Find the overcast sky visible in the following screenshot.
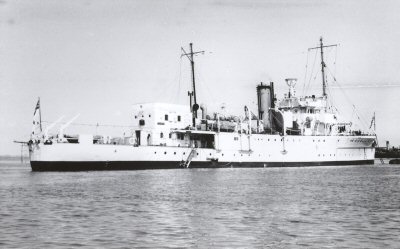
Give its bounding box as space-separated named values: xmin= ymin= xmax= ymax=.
xmin=1 ymin=0 xmax=400 ymax=155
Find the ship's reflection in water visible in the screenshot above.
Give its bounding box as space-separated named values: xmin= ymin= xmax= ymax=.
xmin=1 ymin=163 xmax=400 ymax=248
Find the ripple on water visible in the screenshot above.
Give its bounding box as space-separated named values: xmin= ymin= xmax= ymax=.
xmin=0 ymin=163 xmax=400 ymax=248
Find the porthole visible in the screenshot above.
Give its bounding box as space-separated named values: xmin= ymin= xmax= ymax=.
xmin=154 ymin=152 xmax=156 ymax=154
xmin=183 ymin=152 xmax=186 ymax=155
xmin=164 ymin=152 xmax=167 ymax=154
xmin=174 ymin=152 xmax=176 ymax=155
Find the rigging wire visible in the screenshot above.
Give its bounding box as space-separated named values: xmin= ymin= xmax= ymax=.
xmin=152 ymin=55 xmax=185 ymax=104
xmin=175 ymin=56 xmax=183 ymax=103
xmin=304 ymin=49 xmax=318 ymax=95
xmin=327 ymin=73 xmax=372 ymax=132
xmin=41 ymin=120 xmax=135 ymax=128
xmin=334 ymin=44 xmax=338 ymax=80
xmin=302 ymin=50 xmax=310 ymax=96
xmin=324 ymin=61 xmax=373 ymax=133
xmin=194 ymin=57 xmax=218 ymax=109
xmin=166 ymin=57 xmax=183 ymax=103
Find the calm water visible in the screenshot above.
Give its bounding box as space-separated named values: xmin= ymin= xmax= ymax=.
xmin=1 ymin=161 xmax=400 ymax=248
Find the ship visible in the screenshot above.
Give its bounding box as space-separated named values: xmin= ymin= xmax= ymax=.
xmin=28 ymin=38 xmax=376 ymax=171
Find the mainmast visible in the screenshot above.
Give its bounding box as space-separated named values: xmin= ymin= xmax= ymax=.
xmin=308 ymin=37 xmax=337 ymax=98
xmin=181 ymin=43 xmax=204 ymax=125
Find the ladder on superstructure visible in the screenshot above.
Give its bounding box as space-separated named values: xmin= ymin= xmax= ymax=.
xmin=180 ymin=148 xmax=197 ymax=168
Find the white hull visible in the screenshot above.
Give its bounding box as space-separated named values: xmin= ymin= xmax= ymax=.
xmin=30 ymin=134 xmax=375 ymax=170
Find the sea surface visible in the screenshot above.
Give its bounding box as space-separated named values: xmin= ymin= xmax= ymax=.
xmin=1 ymin=161 xmax=400 ymax=248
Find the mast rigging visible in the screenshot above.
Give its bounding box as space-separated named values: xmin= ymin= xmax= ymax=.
xmin=308 ymin=37 xmax=337 ymax=97
xmin=181 ymin=43 xmax=204 ymax=124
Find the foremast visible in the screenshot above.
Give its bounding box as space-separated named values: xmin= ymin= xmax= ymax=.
xmin=308 ymin=37 xmax=337 ymax=98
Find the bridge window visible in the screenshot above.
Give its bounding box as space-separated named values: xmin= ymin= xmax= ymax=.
xmin=177 ymin=115 xmax=181 ymax=122
xmin=165 ymin=114 xmax=168 ymax=121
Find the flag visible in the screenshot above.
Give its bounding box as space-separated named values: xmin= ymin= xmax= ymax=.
xmin=31 ymin=98 xmax=42 ymax=140
xmin=33 ymin=99 xmax=40 ymax=114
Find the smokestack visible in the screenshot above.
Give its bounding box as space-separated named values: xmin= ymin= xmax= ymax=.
xmin=256 ymin=82 xmax=274 ymax=129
